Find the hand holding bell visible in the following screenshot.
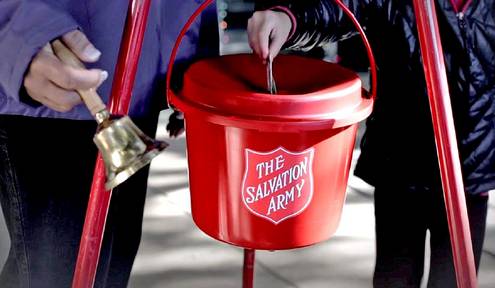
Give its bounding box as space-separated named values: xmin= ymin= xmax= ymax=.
xmin=51 ymin=40 xmax=168 ymax=190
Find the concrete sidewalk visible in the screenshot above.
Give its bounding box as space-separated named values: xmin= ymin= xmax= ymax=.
xmin=0 ymin=112 xmax=492 ymax=287
xmin=129 ymin=112 xmax=495 ymax=288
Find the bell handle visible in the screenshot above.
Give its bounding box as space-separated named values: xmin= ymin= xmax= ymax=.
xmin=51 ymin=39 xmax=107 ymax=117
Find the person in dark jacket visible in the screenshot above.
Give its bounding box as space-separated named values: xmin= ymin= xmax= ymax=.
xmin=0 ymin=1 xmax=217 ymax=287
xmin=248 ymin=0 xmax=492 ymax=287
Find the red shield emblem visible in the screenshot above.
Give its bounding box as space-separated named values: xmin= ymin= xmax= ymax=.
xmin=242 ymin=147 xmax=314 ymax=224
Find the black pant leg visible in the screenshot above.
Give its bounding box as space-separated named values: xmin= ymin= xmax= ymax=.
xmin=426 ymin=186 xmax=456 ymax=288
xmin=0 ymin=116 xmax=97 ymax=288
xmin=427 ymin=191 xmax=488 ymax=288
xmin=0 ymin=115 xmax=159 ymax=288
xmin=373 ymin=185 xmax=428 ymax=288
xmin=466 ymin=194 xmax=489 ymax=270
xmin=0 ymin=122 xmax=22 ymax=287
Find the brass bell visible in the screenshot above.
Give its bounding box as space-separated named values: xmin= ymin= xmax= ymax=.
xmin=93 ymin=113 xmax=168 ymax=189
xmin=52 ymin=40 xmax=168 ymax=190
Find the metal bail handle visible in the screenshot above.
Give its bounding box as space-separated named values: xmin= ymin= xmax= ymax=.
xmin=166 ymin=0 xmax=377 ymax=103
xmin=333 ymin=0 xmax=377 ymax=99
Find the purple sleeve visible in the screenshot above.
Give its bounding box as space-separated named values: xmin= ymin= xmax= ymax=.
xmin=0 ymin=0 xmax=79 ymax=101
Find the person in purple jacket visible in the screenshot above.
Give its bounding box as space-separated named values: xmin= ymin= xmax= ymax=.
xmin=0 ymin=1 xmax=218 ymax=287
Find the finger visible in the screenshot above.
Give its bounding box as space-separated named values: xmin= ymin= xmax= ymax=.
xmin=24 ymin=77 xmax=81 ymax=112
xmin=268 ymin=28 xmax=287 ymax=61
xmin=23 ymin=73 xmax=56 ymax=107
xmin=247 ymin=13 xmax=271 ymax=62
xmin=247 ymin=17 xmax=259 ymax=54
xmin=32 ymin=52 xmax=107 ymax=90
xmin=61 ymin=30 xmax=101 ymax=62
xmin=25 ymin=85 xmax=61 ymax=111
xmin=43 ymin=80 xmax=83 ymax=109
xmin=25 ymin=84 xmax=78 ymax=112
xmin=42 ymin=43 xmax=55 ymax=54
xmin=257 ymin=22 xmax=272 ymax=62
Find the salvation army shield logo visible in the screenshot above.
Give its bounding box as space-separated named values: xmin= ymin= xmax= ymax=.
xmin=241 ymin=147 xmax=315 ymax=224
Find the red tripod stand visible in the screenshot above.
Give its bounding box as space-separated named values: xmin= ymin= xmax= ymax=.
xmin=71 ymin=1 xmax=478 ymax=287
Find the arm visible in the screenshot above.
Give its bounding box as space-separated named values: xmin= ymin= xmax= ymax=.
xmin=248 ymin=0 xmax=374 ymax=60
xmin=0 ymin=1 xmax=106 ymax=111
xmin=283 ymin=0 xmax=370 ymax=51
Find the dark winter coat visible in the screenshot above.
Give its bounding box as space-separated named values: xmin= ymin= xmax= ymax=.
xmin=280 ymin=0 xmax=495 ymax=195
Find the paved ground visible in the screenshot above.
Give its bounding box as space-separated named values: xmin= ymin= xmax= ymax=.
xmin=127 ymin=112 xmax=495 ymax=288
xmin=0 ymin=111 xmax=495 ymax=288
xmin=0 ymin=112 xmax=493 ymax=287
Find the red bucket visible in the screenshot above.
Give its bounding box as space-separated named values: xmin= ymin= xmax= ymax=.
xmin=167 ymin=0 xmax=376 ymax=250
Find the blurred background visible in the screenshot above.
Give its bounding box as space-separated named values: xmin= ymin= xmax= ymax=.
xmin=1 ymin=1 xmax=493 ymax=287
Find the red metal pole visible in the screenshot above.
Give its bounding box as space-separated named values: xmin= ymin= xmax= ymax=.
xmin=72 ymin=1 xmax=152 ymax=287
xmin=108 ymin=0 xmax=152 ymax=114
xmin=242 ymin=249 xmax=256 ymax=288
xmin=412 ymin=0 xmax=477 ymax=287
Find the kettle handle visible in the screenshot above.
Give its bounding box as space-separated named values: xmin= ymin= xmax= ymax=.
xmin=333 ymin=0 xmax=377 ymax=99
xmin=166 ymin=0 xmax=377 ymax=104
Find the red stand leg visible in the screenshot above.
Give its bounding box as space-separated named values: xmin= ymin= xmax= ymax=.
xmin=242 ymin=249 xmax=256 ymax=288
xmin=71 ymin=157 xmax=110 ymax=288
xmin=412 ymin=0 xmax=477 ymax=287
xmin=71 ymin=1 xmax=152 ymax=287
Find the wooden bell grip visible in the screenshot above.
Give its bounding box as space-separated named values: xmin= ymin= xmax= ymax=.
xmin=51 ymin=39 xmax=107 ymax=116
